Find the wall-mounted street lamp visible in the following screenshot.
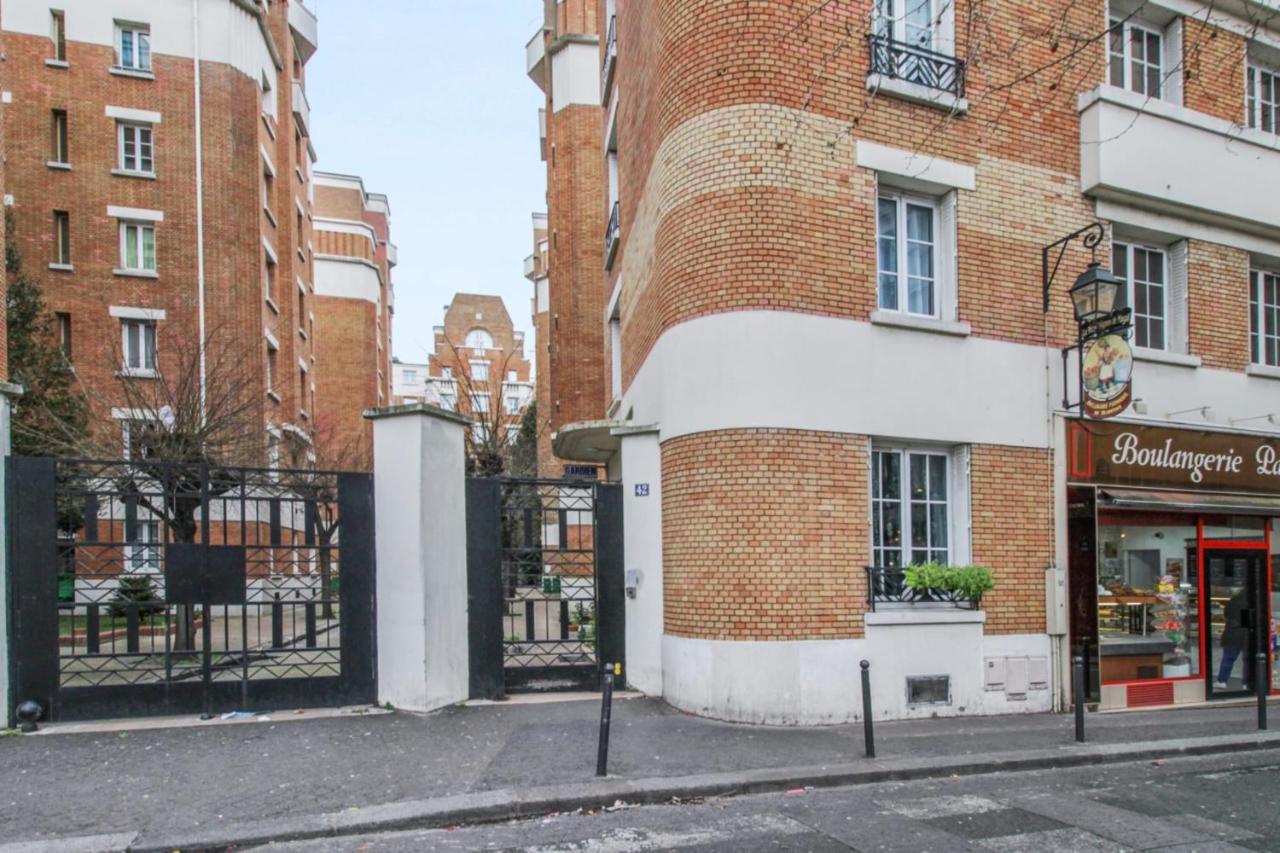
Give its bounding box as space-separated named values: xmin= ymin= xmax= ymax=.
xmin=1043 ymin=222 xmax=1134 ymax=418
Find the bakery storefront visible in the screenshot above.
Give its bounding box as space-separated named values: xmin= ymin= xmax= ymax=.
xmin=1067 ymin=419 xmax=1280 ymax=709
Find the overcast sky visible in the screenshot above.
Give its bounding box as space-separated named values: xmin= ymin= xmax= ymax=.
xmin=307 ymin=1 xmax=546 ymax=364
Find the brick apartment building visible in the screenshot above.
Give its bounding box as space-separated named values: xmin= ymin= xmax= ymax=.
xmin=311 ymin=171 xmax=396 ymax=470
xmin=0 ymin=1 xmax=390 ymax=472
xmin=527 ymin=0 xmax=1280 ymax=723
xmin=396 ymin=293 xmax=532 ymax=456
xmin=525 ymin=4 xmax=608 ymax=479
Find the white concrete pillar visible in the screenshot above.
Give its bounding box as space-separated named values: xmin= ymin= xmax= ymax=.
xmin=367 ymin=403 xmax=471 ymax=713
xmin=616 ymin=425 xmax=663 ymax=695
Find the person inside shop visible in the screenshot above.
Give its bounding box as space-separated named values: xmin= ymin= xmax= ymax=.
xmin=1216 ymin=588 xmax=1248 ymax=690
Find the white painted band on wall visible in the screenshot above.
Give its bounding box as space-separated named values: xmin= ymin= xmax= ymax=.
xmin=856 ymin=140 xmax=976 ymax=191
xmin=109 ymin=306 xmax=166 ymax=320
xmin=107 ymin=205 xmax=164 ymax=222
xmin=105 ymin=105 xmax=162 ymax=124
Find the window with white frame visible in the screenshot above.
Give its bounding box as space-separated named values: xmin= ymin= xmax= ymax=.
xmin=505 ymin=394 xmax=521 ymax=415
xmin=402 ymin=369 xmax=418 ymax=383
xmin=118 ymin=122 xmax=154 ymax=174
xmin=470 ymin=360 xmax=489 ymax=382
xmin=122 ymin=318 xmax=157 ymax=372
xmin=442 ymin=366 xmax=453 ymax=380
xmin=127 ymin=520 xmax=161 ymax=572
xmin=470 ymin=422 xmax=487 ymax=444
xmin=465 ymin=329 xmax=493 ymax=350
xmin=115 ymin=22 xmax=151 ymax=72
xmin=474 ymin=392 xmax=490 ymax=414
xmin=1252 ymin=269 xmax=1279 ymax=368
xmin=51 ymin=10 xmax=66 ymax=62
xmin=1109 ymin=17 xmax=1162 ymax=98
xmin=119 ymin=221 xmax=155 ymax=272
xmin=265 ymin=339 xmax=279 ymax=393
xmin=877 ymin=192 xmax=938 ymax=317
xmin=440 ymin=389 xmax=457 ymax=411
xmin=874 ymin=0 xmax=936 ymax=49
xmin=872 ymin=448 xmax=950 ymax=568
xmin=1248 ymin=63 xmax=1279 ymax=133
xmin=123 ymin=418 xmax=161 ymax=460
xmin=1112 ymin=242 xmax=1167 ymax=350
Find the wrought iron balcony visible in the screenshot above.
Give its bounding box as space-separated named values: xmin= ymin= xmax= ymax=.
xmin=602 ymin=15 xmax=618 ymax=97
xmin=604 ymin=201 xmax=620 ymax=269
xmin=864 ymin=566 xmax=981 ymax=612
xmin=867 ymin=34 xmax=965 ymax=98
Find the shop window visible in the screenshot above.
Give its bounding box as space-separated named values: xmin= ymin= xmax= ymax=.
xmin=1272 ymin=519 xmax=1279 ymax=692
xmin=1096 ymin=511 xmax=1200 ymax=683
xmin=1202 ymin=515 xmax=1267 ymax=543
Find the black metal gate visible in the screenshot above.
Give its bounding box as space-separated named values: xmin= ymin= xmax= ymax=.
xmin=6 ymin=456 xmax=376 ymax=723
xmin=466 ymin=477 xmax=623 ymax=696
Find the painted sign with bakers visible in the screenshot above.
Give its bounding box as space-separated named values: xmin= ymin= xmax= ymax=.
xmin=1080 ymin=334 xmax=1133 ymax=419
xmin=1068 ymin=420 xmax=1280 ymax=494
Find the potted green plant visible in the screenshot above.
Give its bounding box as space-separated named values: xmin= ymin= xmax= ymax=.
xmin=902 ymin=562 xmax=995 ymax=608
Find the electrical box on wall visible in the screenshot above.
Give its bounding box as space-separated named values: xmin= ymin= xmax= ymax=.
xmin=1045 ymin=564 xmax=1068 ymax=636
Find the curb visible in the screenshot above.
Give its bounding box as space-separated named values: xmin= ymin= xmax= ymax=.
xmin=121 ymin=731 xmax=1280 ymax=852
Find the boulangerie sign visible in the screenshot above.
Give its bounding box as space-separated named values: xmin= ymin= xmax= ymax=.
xmin=1068 ymin=420 xmax=1280 ymax=494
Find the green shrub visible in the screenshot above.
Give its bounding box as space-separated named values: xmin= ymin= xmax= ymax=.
xmin=903 ymin=562 xmax=995 ymax=602
xmin=108 ymin=574 xmax=166 ymax=621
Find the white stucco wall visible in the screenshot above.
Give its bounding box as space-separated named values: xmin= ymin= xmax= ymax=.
xmin=314 ymin=256 xmax=381 ymax=306
xmin=619 ymin=429 xmax=663 ymax=695
xmin=550 ymin=40 xmax=600 ymax=113
xmin=371 ymin=407 xmax=470 ymax=713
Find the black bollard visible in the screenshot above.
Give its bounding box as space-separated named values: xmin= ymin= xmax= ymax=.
xmin=1258 ymin=652 xmax=1269 ymax=731
xmin=1073 ymin=653 xmax=1085 ymax=743
xmin=596 ymin=663 xmax=616 ymax=777
xmin=860 ymin=659 xmax=875 ymax=758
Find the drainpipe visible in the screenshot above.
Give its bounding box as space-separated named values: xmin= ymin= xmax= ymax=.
xmin=192 ymin=0 xmax=208 ymax=424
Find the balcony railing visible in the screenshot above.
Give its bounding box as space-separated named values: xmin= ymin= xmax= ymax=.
xmin=602 ymin=15 xmax=618 ymax=96
xmin=864 ymin=566 xmax=981 ymax=612
xmin=604 ymin=201 xmax=620 ymax=269
xmin=867 ymin=34 xmax=965 ymax=98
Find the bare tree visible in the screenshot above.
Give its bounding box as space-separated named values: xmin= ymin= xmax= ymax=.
xmin=294 ymin=412 xmax=367 ymax=618
xmin=442 ymin=336 xmax=528 ymax=477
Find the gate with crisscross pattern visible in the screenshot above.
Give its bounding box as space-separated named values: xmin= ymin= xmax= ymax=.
xmin=6 ymin=456 xmax=376 ymax=723
xmin=465 ymin=476 xmax=624 ymax=696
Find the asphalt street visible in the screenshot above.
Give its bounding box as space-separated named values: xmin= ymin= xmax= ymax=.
xmin=255 ymin=750 xmax=1280 ymax=852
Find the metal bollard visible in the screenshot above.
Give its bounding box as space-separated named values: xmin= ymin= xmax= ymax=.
xmin=860 ymin=659 xmax=875 ymax=759
xmin=596 ymin=662 xmax=617 ymax=777
xmin=1258 ymin=652 xmax=1269 ymax=731
xmin=1073 ymin=653 xmax=1085 ymax=743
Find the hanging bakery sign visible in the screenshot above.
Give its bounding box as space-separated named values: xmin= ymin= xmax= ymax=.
xmin=1080 ymin=334 xmax=1133 ymax=419
xmin=1068 ymin=420 xmax=1280 ymax=493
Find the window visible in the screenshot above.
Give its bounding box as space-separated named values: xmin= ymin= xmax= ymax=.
xmin=265 ymin=340 xmax=279 ymax=393
xmin=264 ymin=251 xmax=277 ymax=301
xmin=116 ymin=22 xmax=151 ymax=72
xmin=1248 ymin=64 xmax=1279 ymax=133
xmin=875 ymin=0 xmax=935 ymax=49
xmin=402 ymin=369 xmax=418 ymax=383
xmin=442 ymin=367 xmax=453 ymax=380
xmin=124 ymin=419 xmax=161 ymax=460
xmin=262 ymin=165 xmax=273 ymax=212
xmin=474 ymin=392 xmax=490 ymax=414
xmin=261 ymin=72 xmax=276 ymax=119
xmin=53 ymin=211 xmax=71 ymax=265
xmin=871 ymin=449 xmax=950 ymax=567
xmin=297 ymin=287 xmax=306 ymax=329
xmin=1113 ymin=242 xmax=1166 ymax=350
xmin=119 ymin=222 xmax=156 ymax=272
xmin=127 ymin=521 xmax=161 ymax=573
xmin=507 ymin=370 xmax=518 ymax=382
xmin=440 ymin=390 xmax=457 ymax=411
xmin=118 ymin=122 xmax=154 ymax=174
xmin=1252 ymin=269 xmax=1279 ymax=368
xmin=50 ymin=10 xmax=66 ymax=61
xmin=505 ymin=395 xmax=521 ymax=415
xmin=51 ymin=110 xmax=68 ymax=164
xmin=57 ymin=312 xmax=72 ymax=362
xmin=299 ymin=367 xmax=309 ymax=414
xmin=471 ymin=360 xmax=489 ymax=382
xmin=465 ymin=329 xmax=494 ymax=350
xmin=122 ymin=319 xmax=157 ymax=372
xmin=877 ymin=193 xmax=937 ymax=317
xmin=1109 ymin=18 xmax=1162 ymax=97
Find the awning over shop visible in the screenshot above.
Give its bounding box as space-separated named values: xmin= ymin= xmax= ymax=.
xmin=1099 ymin=487 xmax=1280 ymax=516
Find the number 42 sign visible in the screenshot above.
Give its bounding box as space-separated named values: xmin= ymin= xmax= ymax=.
xmin=634 ymin=483 xmax=650 ymax=497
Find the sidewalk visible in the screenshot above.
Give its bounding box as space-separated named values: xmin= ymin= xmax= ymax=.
xmin=2 ymin=696 xmax=1278 ymax=851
